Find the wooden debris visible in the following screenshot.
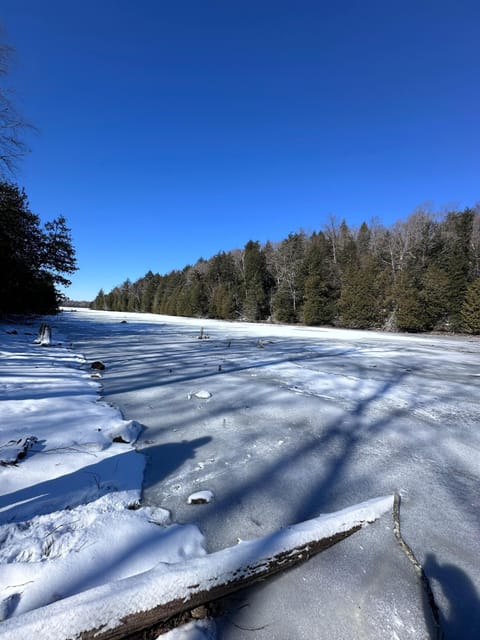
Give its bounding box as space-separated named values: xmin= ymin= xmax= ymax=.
xmin=34 ymin=323 xmax=52 ymax=346
xmin=0 ymin=496 xmax=394 ymax=640
xmin=0 ymin=436 xmax=38 ymax=466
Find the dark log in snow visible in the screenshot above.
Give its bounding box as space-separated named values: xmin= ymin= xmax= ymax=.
xmin=0 ymin=495 xmax=394 ymax=640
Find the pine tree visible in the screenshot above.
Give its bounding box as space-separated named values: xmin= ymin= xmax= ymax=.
xmin=421 ymin=265 xmax=449 ymax=330
xmin=0 ymin=181 xmax=77 ymax=314
xmin=303 ymin=275 xmax=336 ymax=325
xmin=90 ymin=288 xmax=106 ymax=310
xmin=442 ymin=209 xmax=474 ymax=329
xmin=302 ymin=232 xmax=337 ymax=326
xmin=339 ymin=259 xmax=381 ymax=329
xmin=140 ymin=271 xmax=158 ymax=313
xmin=394 ymin=270 xmax=426 ymax=332
xmin=356 ymin=222 xmax=371 ymax=261
xmin=242 ymin=240 xmax=272 ymax=321
xmin=461 ymin=277 xmax=480 ymax=334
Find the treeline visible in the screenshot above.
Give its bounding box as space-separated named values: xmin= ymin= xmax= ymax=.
xmin=91 ymin=207 xmax=480 ymax=333
xmin=0 ymin=181 xmax=77 ymax=315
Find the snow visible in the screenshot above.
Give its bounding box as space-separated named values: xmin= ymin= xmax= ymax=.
xmin=161 ymin=619 xmax=217 ymax=640
xmin=2 ymin=309 xmax=480 ymax=639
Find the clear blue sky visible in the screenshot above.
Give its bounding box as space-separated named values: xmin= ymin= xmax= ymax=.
xmin=1 ymin=1 xmax=479 ymax=300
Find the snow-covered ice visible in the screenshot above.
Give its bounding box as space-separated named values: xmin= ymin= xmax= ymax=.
xmin=2 ymin=309 xmax=480 ymax=639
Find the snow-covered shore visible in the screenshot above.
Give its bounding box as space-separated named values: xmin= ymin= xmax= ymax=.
xmin=0 ymin=318 xmax=209 ymax=632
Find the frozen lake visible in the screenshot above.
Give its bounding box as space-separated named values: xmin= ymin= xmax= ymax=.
xmin=56 ymin=309 xmax=480 ymax=639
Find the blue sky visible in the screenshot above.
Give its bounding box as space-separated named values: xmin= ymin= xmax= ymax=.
xmin=1 ymin=1 xmax=479 ymax=300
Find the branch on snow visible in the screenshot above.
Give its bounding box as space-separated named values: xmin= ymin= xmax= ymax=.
xmin=0 ymin=495 xmax=394 ymax=640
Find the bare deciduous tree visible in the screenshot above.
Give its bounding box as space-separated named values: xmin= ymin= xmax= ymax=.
xmin=0 ymin=41 xmax=31 ymax=176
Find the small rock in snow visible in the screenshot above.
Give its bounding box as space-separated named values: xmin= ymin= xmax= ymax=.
xmin=108 ymin=420 xmax=143 ymax=444
xmin=187 ymin=490 xmax=215 ymax=505
xmin=190 ymin=605 xmax=208 ymax=619
xmin=191 ymin=390 xmax=212 ymax=400
xmin=147 ymin=506 xmax=171 ymax=525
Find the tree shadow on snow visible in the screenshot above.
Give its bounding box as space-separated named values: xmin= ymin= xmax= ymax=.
xmin=0 ymin=437 xmax=211 ymax=525
xmin=424 ymin=553 xmax=480 ymax=640
xmin=141 ymin=436 xmax=212 ymax=490
xmin=0 ymin=450 xmax=141 ymax=525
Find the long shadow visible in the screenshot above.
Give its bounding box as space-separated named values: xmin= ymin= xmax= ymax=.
xmin=142 ymin=436 xmax=212 ymax=490
xmin=94 ymin=344 xmax=359 ymax=398
xmin=0 ymin=450 xmax=141 ymax=524
xmin=0 ymin=438 xmax=210 ymax=525
xmin=424 ymin=553 xmax=480 ymax=640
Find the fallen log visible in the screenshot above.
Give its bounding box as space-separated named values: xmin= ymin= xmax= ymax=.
xmin=0 ymin=495 xmax=394 ymax=640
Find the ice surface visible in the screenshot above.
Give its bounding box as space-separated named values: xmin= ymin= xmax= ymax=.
xmin=2 ymin=310 xmax=480 ymax=639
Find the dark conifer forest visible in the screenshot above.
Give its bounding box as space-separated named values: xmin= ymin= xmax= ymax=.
xmin=92 ymin=206 xmax=480 ymax=333
xmin=0 ymin=181 xmax=77 ymax=315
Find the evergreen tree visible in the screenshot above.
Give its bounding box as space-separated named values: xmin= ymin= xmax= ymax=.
xmin=339 ymin=258 xmax=381 ymax=329
xmin=0 ymin=181 xmax=77 ymax=314
xmin=42 ymin=215 xmax=77 ymax=287
xmin=303 ymin=275 xmax=336 ymax=325
xmin=337 ymin=220 xmax=357 ymax=269
xmin=140 ymin=271 xmax=158 ymax=313
xmin=302 ymin=232 xmax=337 ymax=325
xmin=441 ymin=209 xmax=474 ymax=329
xmin=421 ymin=265 xmax=450 ymax=329
xmin=461 ymin=277 xmax=480 ymax=334
xmin=187 ymin=270 xmax=209 ymax=316
xmin=91 ymin=288 xmax=106 ymax=310
xmin=356 ymin=221 xmax=371 ymax=262
xmin=394 ymin=270 xmax=426 ymax=332
xmin=242 ymin=240 xmax=272 ymax=321
xmin=206 ymin=252 xmax=240 ymax=319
